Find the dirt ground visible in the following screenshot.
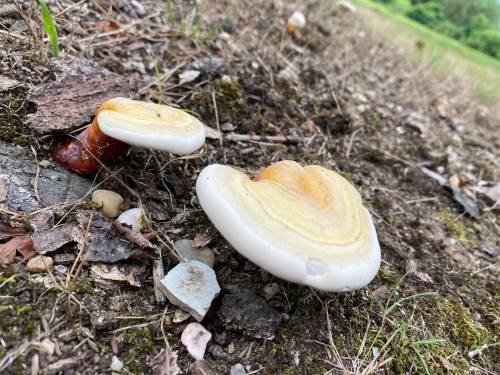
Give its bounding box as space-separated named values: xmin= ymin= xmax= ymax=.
xmin=0 ymin=0 xmax=499 ymax=374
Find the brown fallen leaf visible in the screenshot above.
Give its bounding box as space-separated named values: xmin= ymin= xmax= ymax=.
xmin=0 ymin=222 xmax=26 ymax=241
xmin=0 ymin=244 xmax=16 ymax=266
xmin=192 ymin=233 xmax=211 ymax=248
xmin=439 ymin=356 xmax=456 ymax=371
xmin=0 ymin=236 xmax=35 ymax=265
xmin=90 ymin=263 xmax=147 ymax=287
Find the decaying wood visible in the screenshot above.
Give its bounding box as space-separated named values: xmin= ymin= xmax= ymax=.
xmin=26 ymin=59 xmax=130 ymax=134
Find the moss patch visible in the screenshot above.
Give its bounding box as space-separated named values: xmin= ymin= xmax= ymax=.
xmin=0 ymin=88 xmax=35 ymax=144
xmin=191 ymin=76 xmax=247 ymax=125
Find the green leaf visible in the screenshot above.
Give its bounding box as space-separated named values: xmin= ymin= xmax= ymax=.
xmin=39 ymin=0 xmax=59 ymax=58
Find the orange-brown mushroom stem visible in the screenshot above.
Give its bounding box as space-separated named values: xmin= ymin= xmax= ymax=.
xmin=53 ymin=103 xmax=129 ymax=174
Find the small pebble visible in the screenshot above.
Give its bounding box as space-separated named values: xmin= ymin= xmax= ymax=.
xmin=110 ymin=355 xmax=124 ymax=372
xmin=227 ymin=342 xmax=235 ymax=354
xmin=208 ymin=344 xmax=226 ymax=359
xmin=230 ymin=363 xmax=247 ymax=375
xmin=53 ymin=264 xmax=68 ymax=273
xmin=174 ymin=239 xmax=216 ymax=268
xmin=181 ymin=322 xmax=212 ymax=360
xmin=27 ymin=255 xmax=53 ymax=273
xmin=92 ymin=190 xmax=123 ymax=218
xmin=117 ymin=208 xmax=146 ymax=232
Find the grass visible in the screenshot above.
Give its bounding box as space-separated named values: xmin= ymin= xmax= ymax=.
xmin=39 ymin=0 xmax=59 ymax=58
xmin=352 ymin=0 xmax=500 ymax=110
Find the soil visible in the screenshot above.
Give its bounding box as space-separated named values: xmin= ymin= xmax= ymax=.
xmin=0 ymin=1 xmax=498 ymax=374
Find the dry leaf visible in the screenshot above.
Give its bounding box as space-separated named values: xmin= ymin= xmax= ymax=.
xmin=0 ymin=222 xmax=25 ymax=241
xmin=0 ymin=244 xmax=16 ymax=266
xmin=91 ymin=263 xmax=147 ymax=287
xmin=439 ymin=356 xmax=456 ymax=371
xmin=0 ymin=236 xmax=34 ymax=265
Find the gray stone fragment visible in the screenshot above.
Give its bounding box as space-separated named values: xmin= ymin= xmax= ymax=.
xmin=218 ymin=290 xmax=282 ymax=340
xmin=175 ymin=239 xmax=215 ymax=268
xmin=230 ymin=363 xmax=247 ymax=375
xmin=159 ymin=260 xmax=220 ymax=322
xmin=78 ymin=212 xmax=152 ymax=263
xmin=0 ymin=141 xmax=92 ymax=212
xmin=190 ymin=57 xmax=228 ymax=80
xmin=32 ymin=224 xmax=77 ymax=254
xmin=208 ymin=344 xmax=226 ymax=359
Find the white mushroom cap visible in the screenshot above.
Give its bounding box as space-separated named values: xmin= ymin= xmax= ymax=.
xmin=288 ymin=11 xmax=306 ymax=30
xmin=97 ymin=97 xmax=206 ymax=155
xmin=196 ymin=161 xmax=381 ymax=292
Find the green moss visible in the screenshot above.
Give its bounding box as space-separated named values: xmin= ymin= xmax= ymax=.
xmin=425 ymin=295 xmax=489 ymax=349
xmin=328 ymin=292 xmax=497 ymax=374
xmin=191 ymin=76 xmax=247 ymax=124
xmin=436 ymin=210 xmax=472 ymax=243
xmin=379 ymin=266 xmax=399 ymax=284
xmin=367 ymin=111 xmax=383 ymax=128
xmin=124 ymin=326 xmax=158 ymax=372
xmin=0 ymin=88 xmax=35 ymax=144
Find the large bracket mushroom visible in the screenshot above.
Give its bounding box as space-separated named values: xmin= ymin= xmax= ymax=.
xmin=196 ymin=161 xmax=381 ymax=291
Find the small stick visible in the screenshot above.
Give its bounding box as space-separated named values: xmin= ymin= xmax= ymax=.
xmin=225 ymin=133 xmax=310 ymax=144
xmin=153 ymin=255 xmax=166 ymax=304
xmin=113 ymin=221 xmax=157 ymax=250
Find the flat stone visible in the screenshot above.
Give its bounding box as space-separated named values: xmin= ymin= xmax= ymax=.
xmin=218 ymin=290 xmax=282 ymax=340
xmin=0 ymin=141 xmax=92 ymax=212
xmin=175 ymin=239 xmax=215 ymax=268
xmin=78 ymin=212 xmax=151 ymax=263
xmin=32 ymin=224 xmax=77 ymax=254
xmin=158 ymin=260 xmax=220 ymax=322
xmin=27 ymin=255 xmax=54 ymax=273
xmin=29 ymin=210 xmax=55 ymax=232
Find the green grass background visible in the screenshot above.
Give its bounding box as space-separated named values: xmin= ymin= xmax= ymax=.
xmin=353 ymin=0 xmax=500 ymax=108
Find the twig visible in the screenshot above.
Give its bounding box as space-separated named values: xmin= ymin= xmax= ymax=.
xmin=113 ymin=221 xmax=157 ymax=250
xmin=225 ymin=133 xmax=310 ymax=144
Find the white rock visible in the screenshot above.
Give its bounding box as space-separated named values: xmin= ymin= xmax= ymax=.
xmin=110 ymin=355 xmax=124 ymax=372
xmin=117 ymin=208 xmax=146 ymax=232
xmin=179 ymin=70 xmax=201 ymax=85
xmin=92 ymin=190 xmax=123 ymax=218
xmin=288 ymin=11 xmax=306 ymax=30
xmin=181 ymin=322 xmax=212 ymax=360
xmin=158 ymin=260 xmax=220 ymax=321
xmin=339 ymin=0 xmax=357 ymax=13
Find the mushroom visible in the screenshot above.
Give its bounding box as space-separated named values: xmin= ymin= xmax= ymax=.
xmin=196 ymin=161 xmax=380 ymax=291
xmin=54 ymin=97 xmax=206 ymax=174
xmin=287 ymin=11 xmax=306 ymax=36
